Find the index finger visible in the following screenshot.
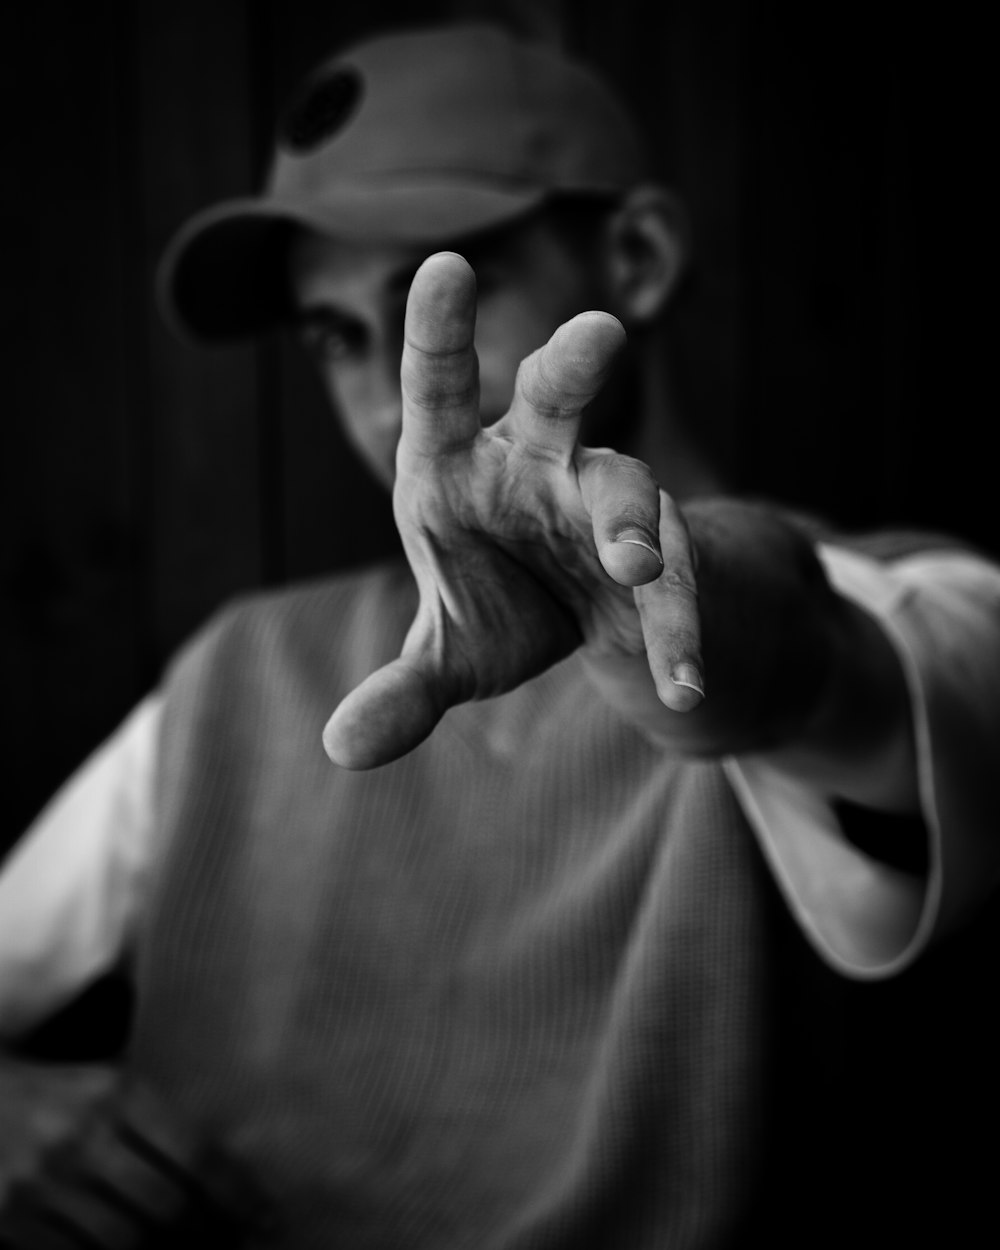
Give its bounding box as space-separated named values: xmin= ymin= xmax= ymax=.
xmin=400 ymin=252 xmax=481 ymax=456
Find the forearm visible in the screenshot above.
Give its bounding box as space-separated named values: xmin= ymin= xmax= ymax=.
xmin=761 ymin=591 xmax=918 ymax=811
xmin=582 ymin=498 xmax=919 ymax=812
xmin=0 ymin=1081 xmax=259 ymax=1247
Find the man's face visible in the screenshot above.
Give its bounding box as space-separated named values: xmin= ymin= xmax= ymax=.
xmin=288 ymin=211 xmax=628 ymax=489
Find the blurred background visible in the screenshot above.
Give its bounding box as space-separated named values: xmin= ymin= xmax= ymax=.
xmin=1 ymin=4 xmax=996 ymax=1233
xmin=1 ymin=0 xmax=990 ymax=852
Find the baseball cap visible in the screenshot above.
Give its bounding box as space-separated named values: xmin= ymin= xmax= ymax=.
xmin=157 ymin=22 xmax=649 ymax=343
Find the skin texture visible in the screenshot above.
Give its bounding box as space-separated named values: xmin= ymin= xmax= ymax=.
xmin=289 ymin=212 xmax=917 ymax=811
xmin=289 ymin=213 xmax=626 ymax=491
xmin=320 ymin=253 xmax=703 ymax=769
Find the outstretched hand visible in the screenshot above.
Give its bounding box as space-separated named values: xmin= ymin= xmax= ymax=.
xmin=323 ymin=252 xmax=704 ymax=769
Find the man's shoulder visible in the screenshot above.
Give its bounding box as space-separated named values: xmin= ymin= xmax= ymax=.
xmin=219 ymin=558 xmax=412 ymax=629
xmin=167 ymin=558 xmax=415 ymax=686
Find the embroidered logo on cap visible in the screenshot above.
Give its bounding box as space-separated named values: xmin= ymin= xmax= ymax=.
xmin=280 ymin=66 xmax=363 ymax=153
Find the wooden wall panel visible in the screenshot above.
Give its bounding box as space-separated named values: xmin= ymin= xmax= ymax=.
xmin=2 ymin=6 xmax=144 ymax=839
xmin=572 ymin=0 xmax=756 ymax=491
xmin=735 ymin=6 xmax=908 ymax=525
xmin=130 ymin=2 xmax=264 ymax=656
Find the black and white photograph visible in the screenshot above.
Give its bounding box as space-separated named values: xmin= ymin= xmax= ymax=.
xmin=1 ymin=2 xmax=995 ymax=1246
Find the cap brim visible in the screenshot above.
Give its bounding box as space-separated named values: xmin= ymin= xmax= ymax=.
xmin=157 ymin=184 xmax=548 ymax=343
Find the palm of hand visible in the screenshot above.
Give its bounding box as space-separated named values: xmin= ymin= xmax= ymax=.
xmin=324 ymin=253 xmax=699 ymax=769
xmin=397 ymin=431 xmax=648 ymax=681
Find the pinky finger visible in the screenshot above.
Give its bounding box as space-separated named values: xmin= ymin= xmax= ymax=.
xmin=634 ymin=492 xmax=705 ymax=712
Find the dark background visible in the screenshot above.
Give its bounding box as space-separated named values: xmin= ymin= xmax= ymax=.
xmin=0 ymin=3 xmax=996 ymax=1239
xmin=1 ymin=0 xmax=990 ymax=846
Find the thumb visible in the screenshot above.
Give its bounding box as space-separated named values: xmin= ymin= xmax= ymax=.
xmin=323 ymin=655 xmax=450 ymax=769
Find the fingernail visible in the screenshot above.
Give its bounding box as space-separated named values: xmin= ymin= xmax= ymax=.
xmin=614 ymin=528 xmax=662 ymax=562
xmin=671 ymin=663 xmax=705 ymax=698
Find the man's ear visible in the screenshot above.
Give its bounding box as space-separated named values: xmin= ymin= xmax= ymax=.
xmin=603 ymin=185 xmax=690 ymax=325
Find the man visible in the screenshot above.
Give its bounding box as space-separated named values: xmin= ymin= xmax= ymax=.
xmin=2 ymin=22 xmax=999 ymax=1248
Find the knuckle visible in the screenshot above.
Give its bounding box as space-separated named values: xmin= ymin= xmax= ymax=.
xmin=596 ymin=452 xmax=657 ymax=489
xmin=401 ymin=350 xmax=477 ymax=410
xmin=518 ymin=348 xmax=601 ymax=418
xmin=657 ymin=568 xmax=699 ymax=600
xmin=611 ymin=502 xmax=658 ymax=533
xmin=405 ymin=382 xmax=479 ymax=411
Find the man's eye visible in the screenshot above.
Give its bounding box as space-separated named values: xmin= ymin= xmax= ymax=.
xmin=302 ymin=319 xmax=365 ymax=362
